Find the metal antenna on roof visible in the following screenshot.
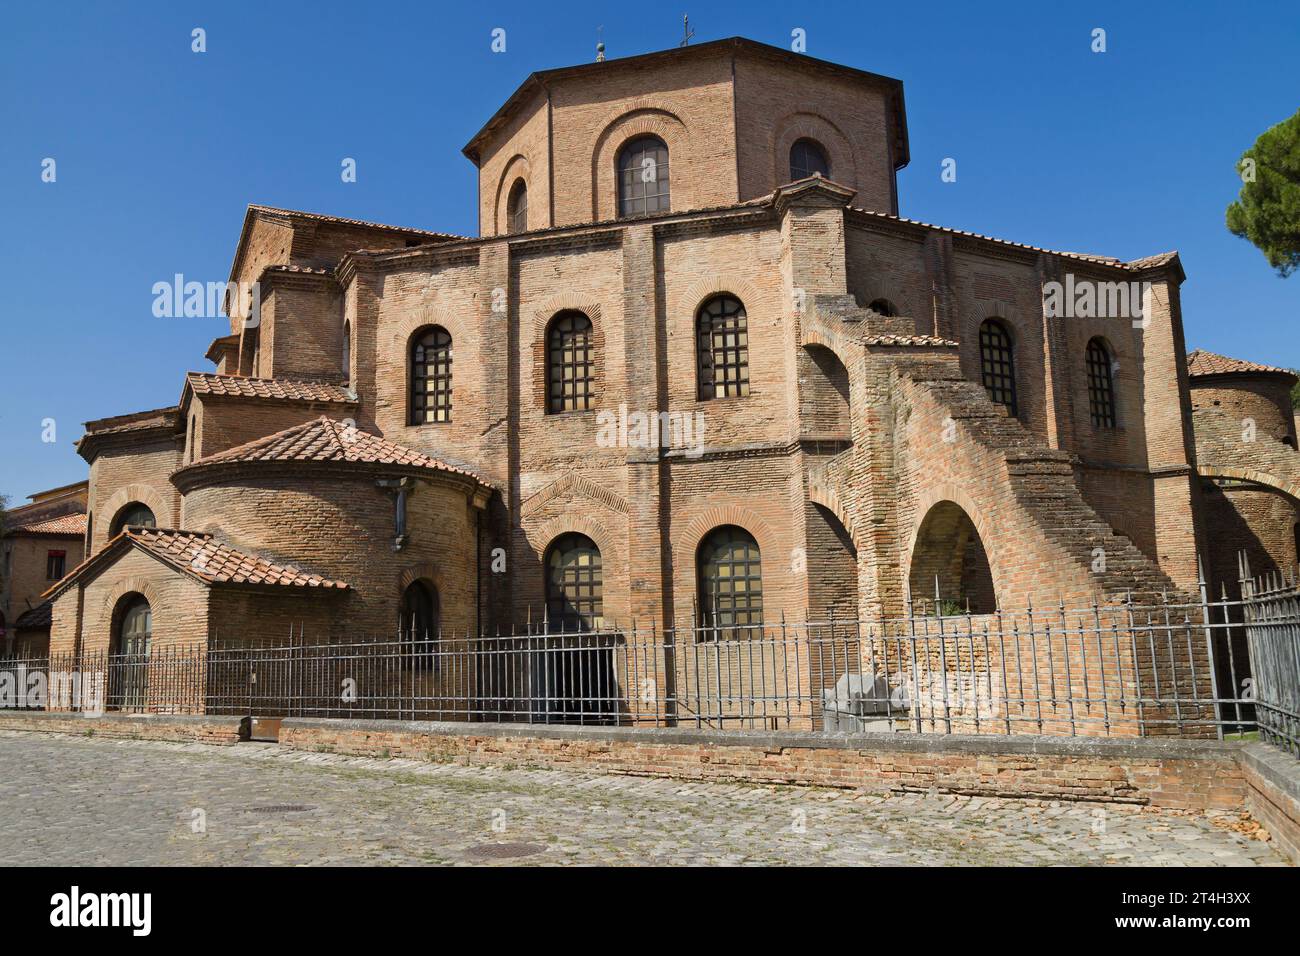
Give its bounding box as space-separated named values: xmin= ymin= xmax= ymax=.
xmin=596 ymin=25 xmax=605 ymax=62
xmin=680 ymin=14 xmax=694 ymax=47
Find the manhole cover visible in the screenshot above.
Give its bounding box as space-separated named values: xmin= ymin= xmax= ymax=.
xmin=240 ymin=805 xmax=316 ymax=814
xmin=464 ymin=842 xmax=547 ymax=860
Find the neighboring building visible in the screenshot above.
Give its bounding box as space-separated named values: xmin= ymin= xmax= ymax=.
xmin=32 ymin=38 xmax=1294 ymax=720
xmin=1189 ymin=350 xmax=1300 ymax=594
xmin=0 ymin=481 xmax=87 ymax=656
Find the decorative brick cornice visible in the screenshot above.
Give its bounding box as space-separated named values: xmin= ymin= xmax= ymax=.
xmin=521 ymin=472 xmax=630 ymax=517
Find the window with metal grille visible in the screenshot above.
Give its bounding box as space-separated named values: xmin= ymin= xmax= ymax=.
xmin=789 ymin=138 xmax=830 ymax=181
xmin=696 ymin=294 xmax=750 ymax=400
xmin=507 ymin=179 xmax=528 ymax=234
xmin=696 ymin=525 xmax=763 ymax=636
xmin=978 ymin=319 xmax=1017 ymax=416
xmin=1086 ymin=338 xmax=1117 ymax=428
xmin=410 ymin=326 xmax=453 ymax=424
xmin=617 ymin=136 xmax=670 ymax=218
xmin=547 ymin=312 xmax=594 ymax=413
xmin=546 ymin=533 xmax=603 ymax=631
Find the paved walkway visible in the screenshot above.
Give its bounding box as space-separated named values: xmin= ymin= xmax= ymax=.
xmin=0 ymin=730 xmax=1286 ymax=866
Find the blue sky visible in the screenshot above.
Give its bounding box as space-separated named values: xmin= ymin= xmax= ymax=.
xmin=1 ymin=0 xmax=1297 ymax=504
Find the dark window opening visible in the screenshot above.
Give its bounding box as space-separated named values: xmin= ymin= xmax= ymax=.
xmin=545 ymin=533 xmax=604 ymax=631
xmin=789 ymin=138 xmax=831 ymax=181
xmin=1086 ymin=338 xmax=1117 ymax=428
xmin=410 ymin=326 xmax=453 ymax=424
xmin=978 ymin=319 xmax=1017 ymax=416
xmin=547 ymin=312 xmax=594 ymax=413
xmin=46 ymin=550 xmax=66 ymax=581
xmin=697 ymin=525 xmax=763 ymax=637
xmin=507 ymin=179 xmax=528 ymax=234
xmin=696 ymin=295 xmax=750 ymax=400
xmin=617 ymin=136 xmax=670 ymax=218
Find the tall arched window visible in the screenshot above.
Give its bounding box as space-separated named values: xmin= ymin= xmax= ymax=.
xmin=399 ymin=580 xmax=439 ymax=671
xmin=978 ymin=319 xmax=1017 ymax=416
xmin=110 ymin=503 xmax=155 ymax=536
xmin=868 ymin=298 xmax=899 ymax=317
xmin=696 ymin=294 xmax=750 ymax=400
xmin=545 ymin=533 xmax=603 ymax=631
xmin=1086 ymin=338 xmax=1117 ymax=428
xmin=410 ymin=326 xmax=452 ymax=424
xmin=789 ymin=138 xmax=831 ymax=181
xmin=110 ymin=594 xmax=151 ymax=710
xmin=342 ymin=320 xmax=351 ymax=384
xmin=617 ymin=136 xmax=670 ymax=218
xmin=547 ymin=311 xmax=594 ymax=413
xmin=507 ymin=178 xmax=528 ymax=234
xmin=696 ymin=526 xmax=763 ymax=636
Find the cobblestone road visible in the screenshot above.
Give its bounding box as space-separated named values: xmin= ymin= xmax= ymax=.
xmin=1 ymin=730 xmax=1287 ymax=866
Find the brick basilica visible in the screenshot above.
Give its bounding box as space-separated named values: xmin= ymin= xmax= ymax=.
xmin=28 ymin=37 xmax=1298 ymax=663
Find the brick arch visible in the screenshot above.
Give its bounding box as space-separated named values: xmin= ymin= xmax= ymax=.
xmin=853 ymin=276 xmax=912 ymax=319
xmin=909 ymin=486 xmax=998 ymax=598
xmin=492 ymin=153 xmax=532 ymax=236
xmin=521 ymin=471 xmax=629 ymax=518
xmin=807 ymin=483 xmax=861 ymax=554
xmin=398 ymin=562 xmax=446 ymax=595
xmin=531 ymin=296 xmax=606 ymax=413
xmin=103 ymin=485 xmax=170 ymax=535
xmin=800 ymin=326 xmax=856 ymax=370
xmin=903 ymin=486 xmax=999 ymax=611
xmin=673 ymin=503 xmax=779 ymax=575
xmin=1198 ymin=465 xmax=1300 ymax=508
xmin=99 ymin=574 xmax=162 ymax=619
xmin=675 ymin=275 xmax=763 ymax=321
xmin=527 ymin=513 xmax=627 ymax=625
xmin=772 ymin=111 xmax=858 ymax=192
xmin=591 ymin=107 xmax=690 ymax=222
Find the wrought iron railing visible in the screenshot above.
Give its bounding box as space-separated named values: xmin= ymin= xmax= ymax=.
xmin=1 ymin=574 xmax=1296 ymax=756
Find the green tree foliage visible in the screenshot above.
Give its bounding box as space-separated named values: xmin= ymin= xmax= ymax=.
xmin=1226 ymin=109 xmax=1300 ymax=277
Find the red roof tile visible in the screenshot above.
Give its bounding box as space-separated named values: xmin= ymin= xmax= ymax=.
xmin=14 ymin=601 xmax=52 ymax=630
xmin=248 ymin=204 xmax=464 ymax=241
xmin=9 ymin=513 xmax=87 ymax=536
xmin=182 ymin=416 xmax=494 ymax=487
xmin=123 ymin=528 xmax=349 ymax=589
xmin=864 ymin=333 xmax=958 ymax=347
xmin=185 ymin=373 xmax=356 ymax=404
xmin=81 ymin=406 xmax=180 ymax=437
xmin=1187 ymin=349 xmax=1296 ymax=379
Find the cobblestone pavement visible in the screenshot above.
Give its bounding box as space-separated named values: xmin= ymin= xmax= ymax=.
xmin=0 ymin=730 xmax=1287 ymax=866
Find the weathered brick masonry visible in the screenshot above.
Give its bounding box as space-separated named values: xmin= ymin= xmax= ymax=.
xmin=34 ymin=37 xmax=1296 ymax=734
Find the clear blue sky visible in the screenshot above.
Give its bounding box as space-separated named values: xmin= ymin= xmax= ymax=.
xmin=1 ymin=0 xmax=1297 ymax=504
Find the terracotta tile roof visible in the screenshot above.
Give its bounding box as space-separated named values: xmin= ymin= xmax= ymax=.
xmin=14 ymin=602 xmax=52 ymax=630
xmin=122 ymin=527 xmax=349 ymax=590
xmin=248 ymin=204 xmax=465 ymax=241
xmin=9 ymin=513 xmax=87 ymax=536
xmin=185 ymin=373 xmax=357 ymax=404
xmin=1187 ymin=349 xmax=1296 ymax=379
xmin=847 ymin=207 xmax=1179 ymax=273
xmin=184 ymin=416 xmax=494 ymax=487
xmin=864 ymin=333 xmax=959 ymax=347
xmin=81 ymin=406 xmax=180 ymax=437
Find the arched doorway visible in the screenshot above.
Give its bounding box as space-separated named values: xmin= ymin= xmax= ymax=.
xmin=542 ymin=533 xmax=614 ymax=723
xmin=109 ymin=594 xmax=151 ymax=710
xmin=399 ymin=580 xmax=439 ymax=670
xmin=908 ymin=501 xmax=996 ymax=615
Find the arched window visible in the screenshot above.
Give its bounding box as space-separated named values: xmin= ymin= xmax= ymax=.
xmin=110 ymin=503 xmax=155 ymax=536
xmin=789 ymin=138 xmax=831 ymax=181
xmin=110 ymin=594 xmax=151 ymax=710
xmin=547 ymin=311 xmax=594 ymax=413
xmin=978 ymin=319 xmax=1017 ymax=416
xmin=399 ymin=580 xmax=439 ymax=671
xmin=696 ymin=294 xmax=750 ymax=400
xmin=342 ymin=320 xmax=351 ymax=384
xmin=507 ymin=179 xmax=528 ymax=234
xmin=696 ymin=526 xmax=763 ymax=636
xmin=868 ymin=298 xmax=899 ymax=317
xmin=545 ymin=533 xmax=603 ymax=631
xmin=410 ymin=326 xmax=452 ymax=424
xmin=617 ymin=135 xmax=670 ymax=218
xmin=1086 ymin=338 xmax=1117 ymax=428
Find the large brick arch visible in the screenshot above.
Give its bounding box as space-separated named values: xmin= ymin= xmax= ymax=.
xmin=1198 ymin=465 xmax=1300 ymax=507
xmin=591 ymin=106 xmax=690 ymax=222
xmin=807 ymin=482 xmax=861 ymax=555
xmin=902 ymin=483 xmax=999 ymax=607
xmin=674 ymin=275 xmax=763 ymax=321
xmin=771 ymin=111 xmax=858 ymax=192
xmin=491 ymin=153 xmax=532 ymax=236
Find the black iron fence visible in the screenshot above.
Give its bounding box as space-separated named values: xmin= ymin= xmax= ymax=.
xmin=2 ymin=574 xmax=1297 ymax=756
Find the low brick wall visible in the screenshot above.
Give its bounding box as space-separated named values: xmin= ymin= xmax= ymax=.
xmin=1241 ymin=742 xmax=1300 ymax=864
xmin=279 ymin=718 xmax=1246 ymax=810
xmin=0 ymin=711 xmax=245 ymax=744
